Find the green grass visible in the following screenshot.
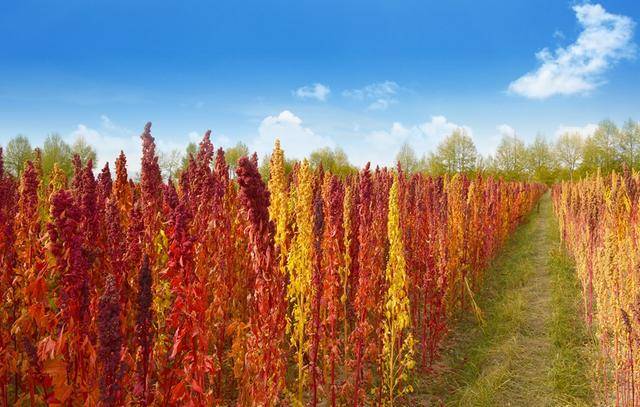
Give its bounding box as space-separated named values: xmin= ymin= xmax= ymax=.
xmin=546 ymin=216 xmax=595 ymax=405
xmin=410 ymin=194 xmax=595 ymax=406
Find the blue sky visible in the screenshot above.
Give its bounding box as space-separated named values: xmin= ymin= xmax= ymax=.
xmin=1 ymin=0 xmax=638 ymax=172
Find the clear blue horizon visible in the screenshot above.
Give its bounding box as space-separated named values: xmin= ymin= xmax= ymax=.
xmin=1 ymin=0 xmax=638 ymax=172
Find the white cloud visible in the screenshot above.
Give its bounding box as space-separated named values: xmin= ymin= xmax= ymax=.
xmin=417 ymin=115 xmax=472 ymax=140
xmin=481 ymin=124 xmax=520 ymax=157
xmin=250 ymin=110 xmax=335 ymax=159
xmin=554 ymin=123 xmax=598 ymax=138
xmin=367 ymin=98 xmax=396 ymax=111
xmin=100 ymin=114 xmax=127 ymax=133
xmin=347 ymin=115 xmax=472 ymax=167
xmin=343 ymin=81 xmax=399 ymax=100
xmin=497 ymin=124 xmax=517 ymax=138
xmin=188 ymin=131 xmax=201 ymax=143
xmin=509 ymin=3 xmax=636 ymax=99
xmin=343 ymin=81 xmax=400 ymax=111
xmin=69 ymin=117 xmax=141 ymax=174
xmin=294 ymin=83 xmax=331 ymax=101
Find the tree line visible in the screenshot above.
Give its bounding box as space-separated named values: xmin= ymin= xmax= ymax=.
xmin=396 ymin=118 xmax=639 ymax=184
xmin=2 ymin=118 xmax=638 ymax=184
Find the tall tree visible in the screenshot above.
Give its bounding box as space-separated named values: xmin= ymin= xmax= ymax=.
xmin=42 ymin=133 xmax=73 ymax=179
xmin=395 ymin=142 xmax=425 ymax=173
xmin=428 ymin=129 xmax=477 ymax=174
xmin=310 ymin=146 xmax=356 ymax=176
xmin=3 ymin=135 xmax=33 ymax=177
xmin=526 ymin=134 xmax=555 ymax=184
xmin=181 ymin=142 xmax=198 ymax=170
xmin=616 ymin=119 xmax=640 ymax=170
xmin=72 ymin=136 xmax=97 ymax=169
xmin=159 ymin=149 xmax=184 ymax=180
xmin=494 ymin=134 xmax=527 ymax=180
xmin=555 ymin=132 xmax=583 ymax=180
xmin=581 ymin=120 xmax=619 ymax=175
xmin=259 ymin=153 xmax=296 ymax=181
xmin=225 ymin=142 xmax=249 ymax=176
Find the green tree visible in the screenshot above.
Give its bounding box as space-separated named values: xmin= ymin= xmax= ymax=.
xmin=475 ymin=155 xmax=492 ymax=174
xmin=3 ymin=135 xmax=34 ymax=177
xmin=526 ymin=134 xmax=555 ymax=184
xmin=258 ymin=153 xmax=296 ymax=181
xmin=580 ymin=120 xmax=619 ymax=175
xmin=616 ymin=119 xmax=640 ymax=170
xmin=395 ymin=142 xmax=426 ymax=173
xmin=72 ymin=136 xmax=97 ymax=169
xmin=309 ymin=146 xmax=357 ymax=176
xmin=160 ymin=149 xmax=184 ymax=180
xmin=42 ymin=133 xmax=73 ymax=179
xmin=555 ymin=132 xmax=583 ymax=180
xmin=180 ymin=142 xmax=198 ymax=171
xmin=226 ymin=142 xmax=249 ymax=176
xmin=427 ymin=129 xmax=477 ymax=175
xmin=494 ymin=134 xmax=527 ymax=180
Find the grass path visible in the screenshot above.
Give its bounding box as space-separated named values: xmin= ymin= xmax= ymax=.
xmin=409 ymin=193 xmax=594 ymax=406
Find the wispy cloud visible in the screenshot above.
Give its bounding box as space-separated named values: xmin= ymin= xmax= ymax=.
xmin=509 ymin=3 xmax=636 ymax=99
xmin=294 ymin=83 xmax=331 ymax=101
xmin=343 ymin=81 xmax=400 ymax=110
xmin=367 ymin=98 xmax=395 ymax=111
xmin=553 ymin=29 xmax=565 ymax=41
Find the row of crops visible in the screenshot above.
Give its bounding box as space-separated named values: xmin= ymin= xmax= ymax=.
xmin=0 ymin=123 xmax=544 ymax=406
xmin=553 ymin=170 xmax=640 ymax=407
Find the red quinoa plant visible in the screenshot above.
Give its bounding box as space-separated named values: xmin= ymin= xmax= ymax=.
xmin=0 ymin=124 xmax=544 ymax=406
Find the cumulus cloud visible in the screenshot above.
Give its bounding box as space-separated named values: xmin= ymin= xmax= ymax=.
xmin=555 ymin=123 xmax=599 ymax=138
xmin=343 ymin=81 xmax=400 ymax=111
xmin=250 ymin=110 xmax=335 ymax=159
xmin=509 ymin=3 xmax=636 ymax=99
xmin=417 ymin=115 xmax=473 ymax=140
xmin=348 ymin=115 xmax=472 ymax=167
xmin=294 ymin=83 xmax=331 ymax=101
